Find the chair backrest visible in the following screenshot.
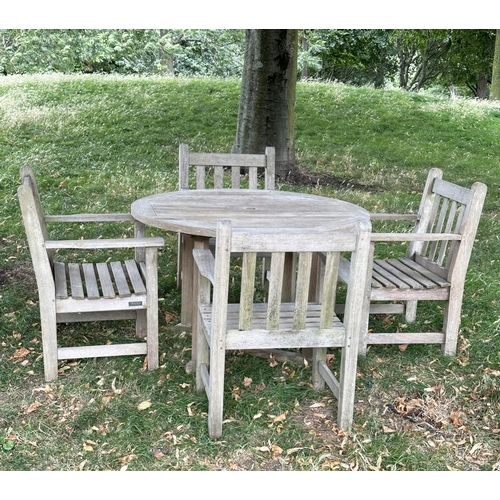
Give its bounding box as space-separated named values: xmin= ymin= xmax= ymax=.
xmin=211 ymin=219 xmax=371 ymax=333
xmin=17 ymin=166 xmax=55 ymax=294
xmin=178 ymin=143 xmax=275 ymax=190
xmin=409 ymin=168 xmax=487 ymax=281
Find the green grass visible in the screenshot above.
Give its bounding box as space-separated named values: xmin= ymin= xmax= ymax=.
xmin=1 ymin=74 xmax=500 ymax=472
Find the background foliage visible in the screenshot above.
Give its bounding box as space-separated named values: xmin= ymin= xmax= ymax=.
xmin=1 ymin=29 xmax=497 ymax=98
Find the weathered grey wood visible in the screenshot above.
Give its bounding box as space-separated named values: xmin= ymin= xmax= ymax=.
xmin=45 ymin=237 xmax=164 ymax=250
xmin=69 ymin=263 xmax=84 ymax=300
xmin=337 ymin=168 xmax=487 ymax=357
xmin=54 ymin=262 xmax=68 ymax=299
xmin=96 ymin=262 xmax=116 ymax=298
xmin=192 ymin=218 xmax=372 ymax=437
xmin=82 ymin=263 xmax=100 ymax=300
xmin=192 ymin=249 xmax=215 ymax=284
xmin=125 ymin=259 xmax=146 ymax=295
xmin=58 ymin=343 xmax=147 ymax=360
xmin=176 ymin=144 xmax=277 ymax=296
xmin=110 ymin=261 xmax=131 ymax=297
xmin=239 ymin=252 xmax=257 ymax=330
xmin=138 ymin=188 xmax=370 ymax=332
xmin=17 ymin=165 xmax=163 ymax=381
xmin=45 ymin=213 xmax=134 ymax=222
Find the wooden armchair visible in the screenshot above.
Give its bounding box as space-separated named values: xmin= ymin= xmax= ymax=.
xmin=18 ymin=166 xmax=164 ymax=381
xmin=193 ymin=219 xmax=372 ymax=437
xmin=337 ymin=168 xmax=487 ymax=356
xmin=176 ymin=143 xmax=276 ymax=290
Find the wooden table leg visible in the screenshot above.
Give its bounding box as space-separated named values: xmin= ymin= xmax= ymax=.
xmin=179 ymin=233 xmax=195 ymax=331
xmin=191 ymin=236 xmax=210 ymax=365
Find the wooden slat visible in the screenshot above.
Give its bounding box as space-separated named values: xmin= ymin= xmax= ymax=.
xmin=125 ymin=260 xmax=146 ymax=295
xmin=239 ymin=253 xmax=257 ymax=330
xmin=196 ymin=165 xmax=205 ymax=189
xmin=412 ymin=255 xmax=450 ymax=283
xmin=372 ymin=261 xmax=411 ymax=289
xmin=189 ymin=152 xmax=267 ymax=167
xmin=110 ymin=261 xmax=131 ymax=297
xmin=433 ymin=178 xmax=471 ymax=204
xmin=96 ymin=262 xmax=116 ymax=298
xmin=214 ymin=166 xmax=224 ymax=188
xmin=58 ymin=343 xmax=147 ymax=360
xmin=249 ymin=167 xmax=258 ymax=189
xmin=68 ymin=263 xmax=84 ymax=299
xmin=319 ymin=252 xmax=340 ymax=329
xmin=231 ymin=167 xmax=241 ymax=189
xmin=266 ymin=253 xmax=285 ymax=330
xmin=54 ymin=262 xmax=68 ymax=299
xmin=293 ymin=252 xmax=312 ymax=330
xmin=82 ymin=263 xmax=100 ymax=299
xmin=387 ymin=258 xmax=437 ymax=288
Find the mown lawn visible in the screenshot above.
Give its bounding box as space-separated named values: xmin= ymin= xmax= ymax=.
xmin=0 ymin=74 xmax=499 ymax=475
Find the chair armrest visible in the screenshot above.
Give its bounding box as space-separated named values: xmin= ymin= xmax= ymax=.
xmin=193 ymin=249 xmax=215 ymax=284
xmin=45 ymin=213 xmax=135 ymax=223
xmin=370 ymin=232 xmax=461 ymax=242
xmin=370 ymin=213 xmax=419 ymax=221
xmin=45 ymin=237 xmax=164 ymax=250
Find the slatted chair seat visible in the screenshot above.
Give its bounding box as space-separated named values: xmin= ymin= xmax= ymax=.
xmin=193 ymin=219 xmax=372 ymax=438
xmin=368 ymin=257 xmax=451 ymax=296
xmin=18 ymin=166 xmax=164 ymax=381
xmin=54 ymin=260 xmax=147 ymax=300
xmin=337 ymin=168 xmax=487 ymax=356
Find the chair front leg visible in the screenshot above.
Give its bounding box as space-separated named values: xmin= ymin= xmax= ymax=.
xmin=41 ymin=300 xmax=59 ymax=382
xmin=145 ymin=247 xmax=159 ymax=370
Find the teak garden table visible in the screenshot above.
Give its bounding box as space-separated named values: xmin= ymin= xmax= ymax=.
xmin=131 ymin=189 xmax=370 ymax=361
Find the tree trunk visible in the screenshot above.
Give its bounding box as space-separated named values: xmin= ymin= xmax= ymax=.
xmin=491 ymin=29 xmax=500 ymax=100
xmin=232 ymin=29 xmax=298 ymax=179
xmin=476 ymin=74 xmax=488 ymax=99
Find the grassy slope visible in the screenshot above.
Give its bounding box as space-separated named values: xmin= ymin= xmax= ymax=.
xmin=0 ymin=74 xmax=499 ymax=472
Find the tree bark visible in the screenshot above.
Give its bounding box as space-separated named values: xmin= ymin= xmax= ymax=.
xmin=491 ymin=30 xmax=500 ymax=100
xmin=476 ymin=74 xmax=488 ymax=99
xmin=232 ymin=29 xmax=298 ymax=179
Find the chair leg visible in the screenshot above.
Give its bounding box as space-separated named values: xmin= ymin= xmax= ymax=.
xmin=207 ymin=334 xmax=226 ymax=438
xmin=41 ymin=305 xmax=58 ymax=382
xmin=358 ymin=242 xmax=375 ymax=356
xmin=145 ymin=248 xmax=159 ymax=370
xmin=312 ymin=347 xmax=327 ymax=390
xmin=176 ymin=234 xmax=183 ymax=290
xmin=136 ymin=310 xmax=147 ymax=339
xmin=442 ymin=287 xmax=464 ymax=356
xmin=405 ymin=300 xmax=418 ymax=322
xmin=195 ymin=311 xmax=209 ymax=393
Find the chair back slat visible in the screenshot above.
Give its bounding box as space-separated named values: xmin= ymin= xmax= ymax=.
xmin=319 ymin=252 xmax=340 ymax=329
xmin=238 ymin=253 xmax=257 ymax=330
xmin=179 ymin=144 xmax=276 ymax=191
xmin=266 ymin=252 xmax=285 ymax=330
xmin=293 ymin=252 xmax=313 ymax=330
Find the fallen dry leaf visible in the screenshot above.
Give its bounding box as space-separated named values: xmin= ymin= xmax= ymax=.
xmin=25 ymin=401 xmax=41 ymax=414
xmin=271 ymin=444 xmax=283 ymax=455
xmin=137 ymin=400 xmax=152 ymax=411
xmin=10 ymin=347 xmax=30 ymax=361
xmin=309 ymin=402 xmax=325 ymax=408
xmin=243 ymin=377 xmax=252 ymax=387
xmin=272 ymin=411 xmax=288 ymax=423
